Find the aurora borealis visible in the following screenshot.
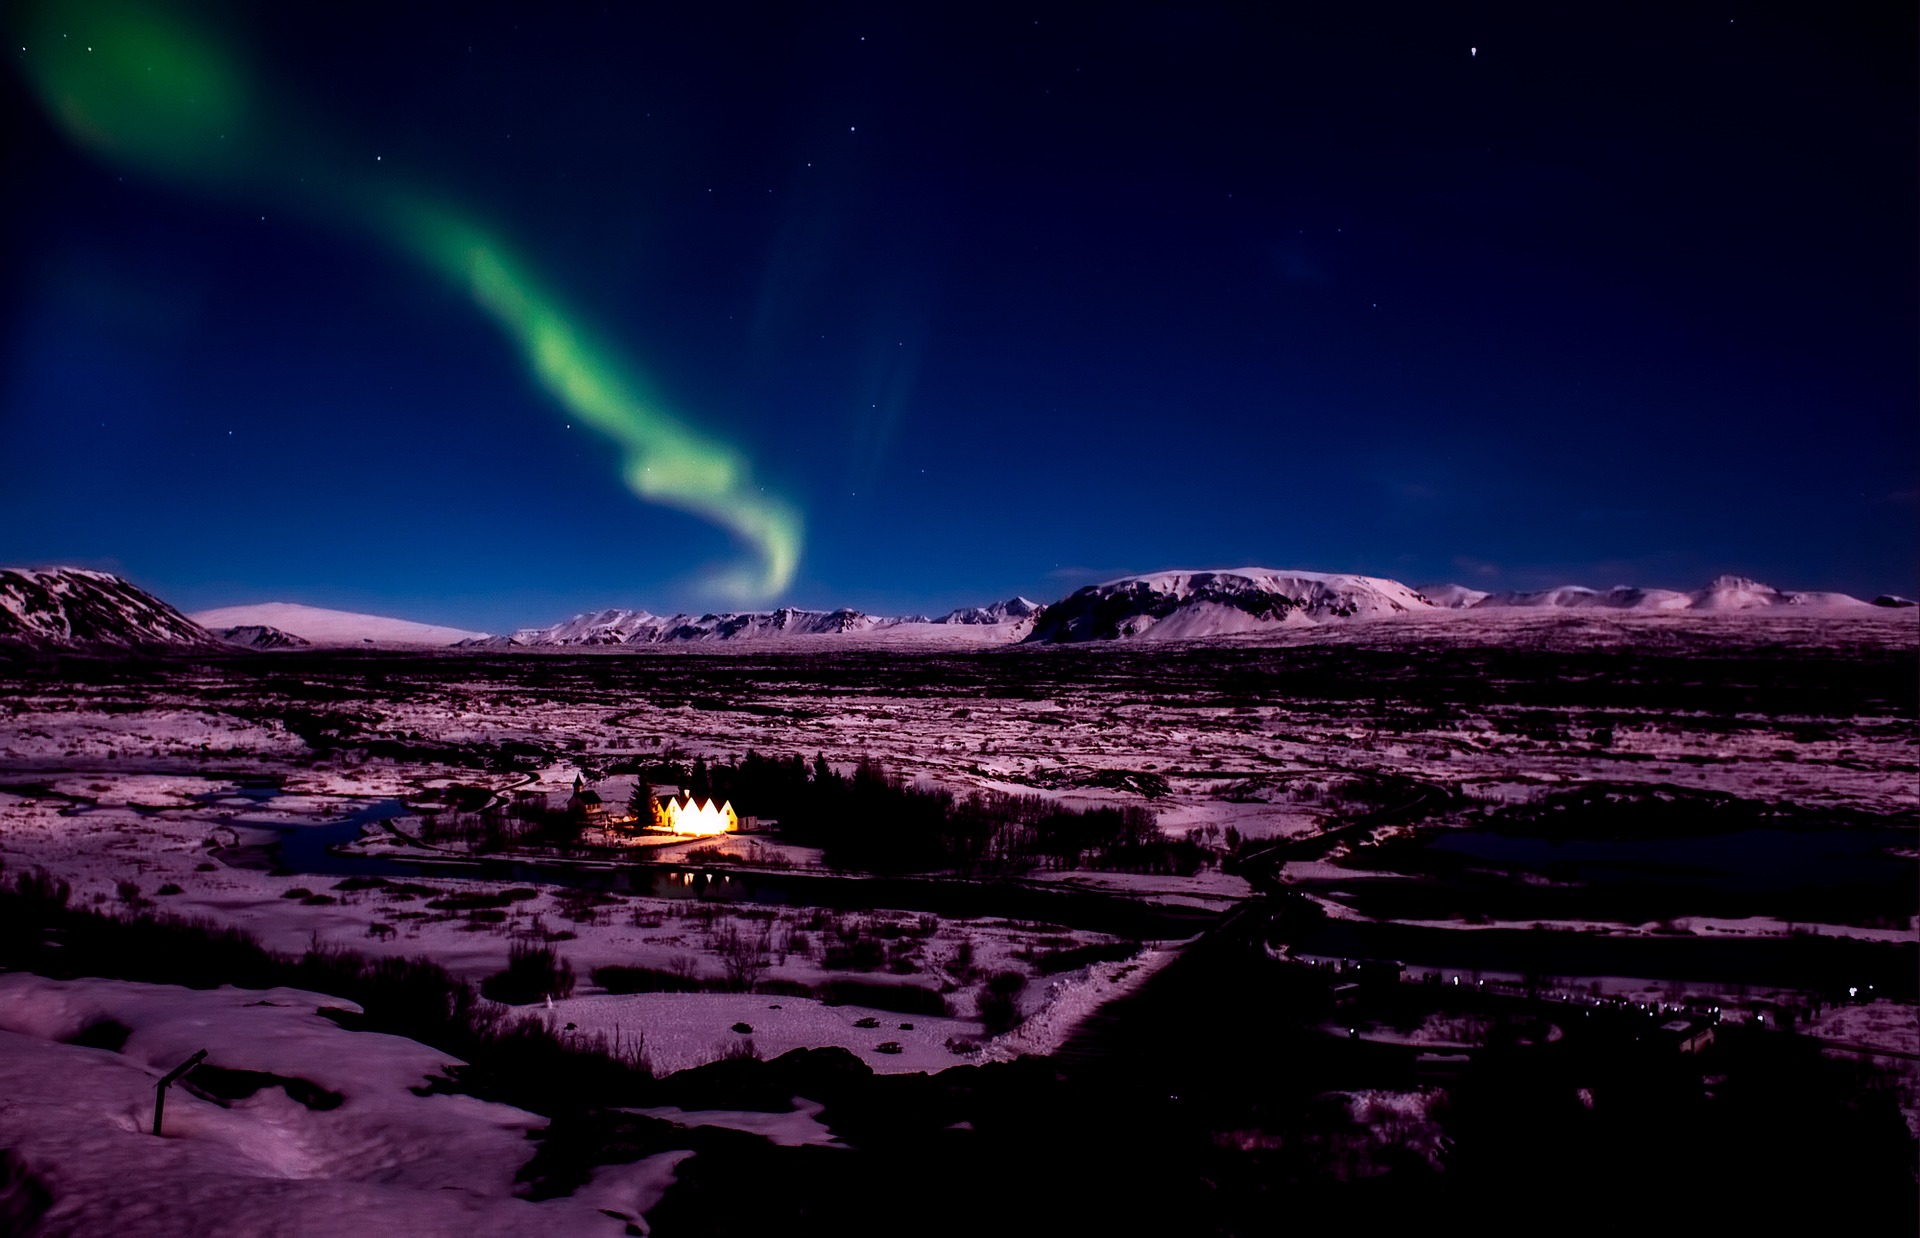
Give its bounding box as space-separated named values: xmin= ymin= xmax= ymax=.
xmin=3 ymin=3 xmax=1914 ymax=624
xmin=15 ymin=0 xmax=801 ymax=601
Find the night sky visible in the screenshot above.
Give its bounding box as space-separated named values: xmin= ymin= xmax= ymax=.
xmin=5 ymin=2 xmax=1914 ymax=629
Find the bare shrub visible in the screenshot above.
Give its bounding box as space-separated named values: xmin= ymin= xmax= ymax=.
xmin=481 ymin=941 xmax=576 ymax=1005
xmin=977 ymin=970 xmax=1028 ymax=1035
xmin=713 ymin=921 xmax=772 ymax=992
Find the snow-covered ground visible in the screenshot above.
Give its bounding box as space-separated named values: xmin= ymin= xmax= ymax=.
xmin=0 ymin=974 xmax=666 ymax=1235
xmin=0 ymin=778 xmax=1147 ymax=1074
xmin=536 ymin=992 xmax=979 ymax=1076
xmin=0 ymin=608 xmax=1912 ymax=1205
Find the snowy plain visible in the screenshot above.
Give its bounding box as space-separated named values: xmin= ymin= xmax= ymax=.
xmin=0 ymin=974 xmax=665 ymax=1235
xmin=0 ymin=604 xmax=1913 ymax=1230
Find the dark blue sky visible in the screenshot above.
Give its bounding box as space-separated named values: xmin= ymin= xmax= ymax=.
xmin=5 ymin=2 xmax=1914 ymax=629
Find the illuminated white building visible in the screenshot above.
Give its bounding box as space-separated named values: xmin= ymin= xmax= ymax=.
xmin=651 ymin=792 xmax=739 ymax=836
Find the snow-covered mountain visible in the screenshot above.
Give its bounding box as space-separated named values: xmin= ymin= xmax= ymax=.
xmin=935 ymin=597 xmax=1045 ymax=625
xmin=509 ymin=596 xmax=1050 ymax=646
xmin=210 ymin=624 xmax=311 ymax=650
xmin=1418 ymin=583 xmax=1491 ymax=609
xmin=15 ymin=566 xmax=1895 ymax=656
xmin=1426 ymin=575 xmax=1872 ymax=613
xmin=1470 ymin=584 xmax=1695 ymax=611
xmin=1025 ymin=569 xmax=1435 ymax=643
xmin=511 ymin=606 xmax=894 ymax=646
xmin=1686 ymin=575 xmax=1868 ymax=611
xmin=188 ymin=603 xmax=488 ymax=646
xmin=0 ymin=568 xmax=220 ymax=649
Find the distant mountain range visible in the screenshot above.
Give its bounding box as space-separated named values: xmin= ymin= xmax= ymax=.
xmin=1028 ymin=570 xmax=1911 ymax=643
xmin=0 ymin=566 xmax=1909 ymax=652
xmin=494 ymin=596 xmax=1050 ymax=647
xmin=502 ymin=606 xmax=896 ymax=646
xmin=1423 ymin=575 xmax=1875 ymax=614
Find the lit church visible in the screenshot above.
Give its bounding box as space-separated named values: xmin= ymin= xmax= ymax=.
xmin=650 ymin=789 xmax=739 ymax=836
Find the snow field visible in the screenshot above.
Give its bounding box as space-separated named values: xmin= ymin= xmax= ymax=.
xmin=0 ymin=974 xmax=646 ymax=1235
xmin=0 ymin=778 xmax=1148 ymax=1074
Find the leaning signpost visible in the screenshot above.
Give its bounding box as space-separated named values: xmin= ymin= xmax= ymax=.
xmin=152 ymin=1049 xmax=209 ymax=1137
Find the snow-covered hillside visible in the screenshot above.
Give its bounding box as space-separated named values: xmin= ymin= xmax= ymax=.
xmin=189 ymin=603 xmax=488 ymax=647
xmin=1025 ymin=569 xmax=1436 ymax=643
xmin=0 ymin=568 xmax=219 ymax=649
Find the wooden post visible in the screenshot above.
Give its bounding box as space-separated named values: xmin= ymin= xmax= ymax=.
xmin=152 ymin=1049 xmax=208 ymax=1136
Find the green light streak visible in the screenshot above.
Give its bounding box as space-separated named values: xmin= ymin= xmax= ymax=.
xmin=397 ymin=201 xmax=802 ymax=597
xmin=15 ymin=0 xmax=802 ymax=600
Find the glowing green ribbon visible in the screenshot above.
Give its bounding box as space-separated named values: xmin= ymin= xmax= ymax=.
xmin=16 ymin=0 xmax=802 ymax=599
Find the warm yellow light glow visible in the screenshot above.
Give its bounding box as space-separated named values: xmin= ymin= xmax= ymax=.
xmin=657 ymin=795 xmax=737 ymax=836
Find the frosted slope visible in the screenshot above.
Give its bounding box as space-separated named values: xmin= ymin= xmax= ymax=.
xmin=0 ymin=567 xmax=219 ymax=648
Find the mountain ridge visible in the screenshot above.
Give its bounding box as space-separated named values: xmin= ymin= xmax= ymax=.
xmin=1421 ymin=574 xmax=1875 ymax=614
xmin=501 ymin=595 xmax=1048 ymax=647
xmin=2 ymin=566 xmax=1899 ymax=652
xmin=0 ymin=568 xmax=220 ymax=649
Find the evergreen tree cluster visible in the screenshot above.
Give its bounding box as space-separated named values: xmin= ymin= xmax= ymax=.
xmin=657 ymin=752 xmax=1206 ymax=876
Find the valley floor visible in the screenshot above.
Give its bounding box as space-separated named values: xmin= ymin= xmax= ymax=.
xmin=0 ymin=610 xmax=1914 ymax=1234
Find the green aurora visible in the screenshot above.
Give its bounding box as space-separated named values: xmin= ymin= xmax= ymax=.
xmin=14 ymin=0 xmax=803 ymax=601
